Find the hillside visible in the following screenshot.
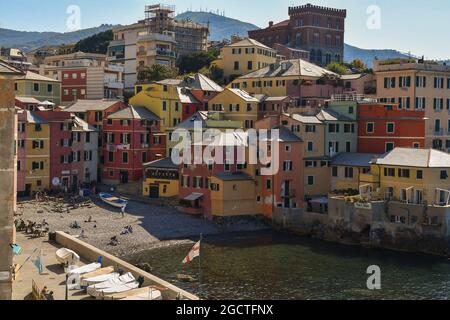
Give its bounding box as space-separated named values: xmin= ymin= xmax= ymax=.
xmin=175 ymin=11 xmax=259 ymax=41
xmin=344 ymin=44 xmax=409 ymax=67
xmin=0 ymin=24 xmax=117 ymax=52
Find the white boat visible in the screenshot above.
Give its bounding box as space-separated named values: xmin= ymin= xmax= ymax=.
xmin=56 ymin=248 xmax=80 ymax=265
xmin=68 ymin=262 xmax=101 ymax=275
xmin=99 ymin=192 xmax=128 ymax=209
xmin=80 ymin=267 xmax=115 ymax=284
xmin=120 ymin=288 xmax=163 ymax=301
xmin=81 ymin=272 xmax=120 ymax=287
xmin=87 ymin=272 xmax=138 ymax=298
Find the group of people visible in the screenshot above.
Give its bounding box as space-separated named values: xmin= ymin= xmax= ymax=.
xmin=15 ymin=219 xmax=49 ymax=237
xmin=120 ymin=225 xmax=134 ymax=235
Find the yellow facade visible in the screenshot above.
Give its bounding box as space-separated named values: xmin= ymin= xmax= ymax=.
xmin=214 ymin=38 xmax=277 ymax=81
xmin=229 ymin=76 xmax=293 ymax=96
xmin=208 ymin=88 xmax=259 ymax=129
xmin=136 ymin=34 xmax=177 ymax=70
xmin=330 ymin=165 xmax=363 ymax=192
xmin=142 ymin=177 xmax=179 ymax=198
xmin=130 ymin=82 xmax=182 ymax=132
xmin=25 ymin=123 xmax=50 ymax=192
xmin=210 ymin=176 xmax=261 ymax=217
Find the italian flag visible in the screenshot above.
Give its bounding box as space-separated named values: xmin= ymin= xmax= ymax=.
xmin=182 ymin=241 xmax=201 ymax=264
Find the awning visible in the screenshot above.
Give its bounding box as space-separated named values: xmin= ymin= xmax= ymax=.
xmin=184 ymin=193 xmax=204 ymax=201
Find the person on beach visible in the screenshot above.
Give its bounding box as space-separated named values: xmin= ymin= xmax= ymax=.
xmin=121 ymin=205 xmax=126 ymax=218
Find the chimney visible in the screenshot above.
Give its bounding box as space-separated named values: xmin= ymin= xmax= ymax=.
xmin=269 ymin=21 xmax=274 ymax=27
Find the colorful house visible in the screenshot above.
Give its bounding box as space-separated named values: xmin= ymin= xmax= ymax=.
xmin=181 ymin=73 xmax=223 ymax=111
xmin=14 ymin=71 xmax=61 ymax=106
xmin=102 ymin=106 xmax=161 ymax=184
xmin=142 ymin=158 xmax=179 ymax=198
xmin=208 ymin=88 xmax=260 ymax=129
xmin=166 ymin=111 xmax=243 ymax=156
xmin=17 ymin=110 xmax=50 ymax=196
xmin=213 ymin=38 xmax=278 ymax=83
xmin=358 ymin=102 xmax=426 ymax=154
xmin=366 ymin=148 xmax=450 ymax=206
xmin=229 ymin=59 xmax=341 ymax=108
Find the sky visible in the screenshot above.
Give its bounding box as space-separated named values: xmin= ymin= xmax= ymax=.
xmin=0 ymin=0 xmax=448 ymax=59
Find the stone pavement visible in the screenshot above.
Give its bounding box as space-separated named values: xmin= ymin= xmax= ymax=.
xmin=12 ymin=232 xmax=92 ymax=300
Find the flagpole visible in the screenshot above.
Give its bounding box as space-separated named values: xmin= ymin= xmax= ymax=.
xmin=198 ymin=233 xmax=203 ymax=296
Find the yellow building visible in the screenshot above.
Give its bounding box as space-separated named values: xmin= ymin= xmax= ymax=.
xmin=208 ymin=88 xmax=259 ymax=129
xmin=363 ymin=148 xmax=450 ymax=206
xmin=229 ymin=59 xmax=338 ymax=97
xmin=210 ymin=172 xmax=261 ymax=217
xmin=17 ymin=110 xmax=50 ymax=194
xmin=130 ymin=79 xmax=185 ymax=132
xmin=330 ymin=153 xmax=378 ymax=193
xmin=213 ymin=38 xmax=278 ymax=83
xmin=142 ymin=158 xmax=179 ymax=198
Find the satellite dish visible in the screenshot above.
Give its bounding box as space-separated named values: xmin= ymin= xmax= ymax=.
xmin=52 ymin=177 xmax=61 ymax=187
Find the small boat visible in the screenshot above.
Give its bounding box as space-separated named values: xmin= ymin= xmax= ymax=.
xmin=120 ymin=287 xmax=163 ymax=301
xmin=82 ymin=272 xmax=120 ymax=287
xmin=99 ymin=193 xmax=128 ymax=209
xmin=80 ymin=266 xmax=115 ymax=284
xmin=56 ymin=248 xmax=80 ymax=265
xmin=87 ymin=272 xmax=138 ymax=298
xmin=68 ymin=262 xmax=101 ymax=275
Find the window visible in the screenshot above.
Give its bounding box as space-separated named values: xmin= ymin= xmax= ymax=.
xmin=441 ymin=170 xmax=448 ymax=180
xmin=266 ymin=179 xmax=271 ymax=190
xmin=344 ymin=123 xmax=355 ymax=133
xmin=122 ymin=152 xmax=129 ymax=164
xmin=386 ymin=123 xmax=395 ymax=133
xmin=108 ymin=152 xmax=114 ymax=162
xmin=416 ymin=76 xmax=426 ymax=88
xmin=33 ymin=83 xmax=39 ymax=92
xmin=415 ymin=97 xmax=426 ymax=110
xmin=305 ymin=125 xmax=316 ymax=133
xmin=384 ymin=168 xmax=395 ymax=177
xmin=385 ymin=142 xmax=394 ymax=152
xmin=434 ymin=77 xmax=444 ymax=89
xmin=283 ymin=161 xmax=293 ymax=172
xmin=434 ymin=98 xmax=444 ymax=110
xmin=416 ymin=170 xmax=423 ymax=180
xmin=328 ymin=123 xmax=339 ymax=133
xmin=346 ymin=141 xmax=351 ymax=153
xmin=398 ymin=97 xmax=411 ymax=109
xmin=345 ymin=167 xmax=354 ymax=178
xmin=366 ymin=123 xmax=374 ymax=133
xmin=47 ymin=84 xmax=53 ymax=93
xmin=384 ymin=77 xmax=396 ymax=89
xmin=234 ymin=61 xmax=239 ymax=70
xmin=162 ymin=101 xmax=167 ymax=111
xmin=307 ymin=141 xmax=314 ymax=152
xmin=332 ymin=166 xmax=338 ymax=177
xmin=307 ymin=176 xmax=314 ymax=186
xmin=398 ymin=169 xmax=410 ymax=178
xmin=72 ymin=73 xmax=78 ymax=80
xmin=399 ymin=76 xmax=411 ymax=88
xmin=247 ymin=61 xmax=253 ymax=70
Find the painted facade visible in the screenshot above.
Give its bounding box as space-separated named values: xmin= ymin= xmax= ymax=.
xmin=14 ymin=71 xmax=61 ymax=105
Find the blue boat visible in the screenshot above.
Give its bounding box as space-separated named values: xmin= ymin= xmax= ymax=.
xmin=99 ymin=193 xmax=128 ymax=209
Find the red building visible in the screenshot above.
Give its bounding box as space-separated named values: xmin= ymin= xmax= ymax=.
xmin=358 ymin=102 xmax=426 ymax=154
xmin=102 ymin=106 xmax=162 ymax=184
xmin=182 ymin=73 xmax=224 ymax=114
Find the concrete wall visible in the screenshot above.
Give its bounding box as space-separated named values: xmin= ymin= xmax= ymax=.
xmin=0 ymin=78 xmax=17 ymax=300
xmin=54 ymin=231 xmax=198 ymax=300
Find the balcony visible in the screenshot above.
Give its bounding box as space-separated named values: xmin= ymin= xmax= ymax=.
xmin=430 ymin=127 xmax=444 ymax=136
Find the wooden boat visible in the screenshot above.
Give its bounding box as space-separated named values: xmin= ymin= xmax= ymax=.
xmin=56 ymin=248 xmax=80 ymax=265
xmin=81 ymin=271 xmax=120 ymax=287
xmin=103 ymin=286 xmax=163 ymax=300
xmin=99 ymin=193 xmax=128 ymax=209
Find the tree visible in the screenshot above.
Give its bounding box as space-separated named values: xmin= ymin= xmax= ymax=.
xmin=74 ymin=30 xmax=113 ymax=54
xmin=137 ymin=64 xmax=179 ymax=83
xmin=326 ymin=62 xmax=348 ymax=75
xmin=177 ymin=50 xmax=220 ymax=74
xmin=350 ymin=59 xmax=366 ymax=70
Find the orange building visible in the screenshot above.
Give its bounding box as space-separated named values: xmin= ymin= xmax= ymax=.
xmin=358 ymin=102 xmax=426 ymax=154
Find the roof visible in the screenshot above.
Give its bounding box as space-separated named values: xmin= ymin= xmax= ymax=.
xmin=181 ymin=73 xmax=223 ymax=92
xmin=15 ymin=96 xmax=42 ymax=104
xmin=143 ymin=158 xmax=178 ymax=170
xmin=287 ymin=113 xmax=323 ymax=124
xmin=63 ymin=99 xmax=122 ymax=112
xmin=108 ymin=106 xmax=160 ymax=121
xmin=174 ymin=111 xmax=242 ymax=131
xmin=177 ymin=87 xmax=200 ymax=104
xmin=18 ymin=110 xmax=46 ymax=124
xmin=259 ymin=127 xmax=302 ymax=142
xmin=183 ymin=193 xmax=204 ymax=201
xmin=72 ymin=116 xmax=97 ymax=132
xmin=213 ymin=172 xmax=254 ymax=182
xmin=0 ymin=60 xmax=23 ymax=75
xmin=316 ymin=109 xmax=353 ymax=122
xmin=228 ymin=88 xmax=259 ymax=102
xmin=374 ymin=148 xmax=450 ymax=168
xmin=156 ymin=79 xmax=184 ymax=86
xmin=17 ymin=71 xmax=60 ymax=83
xmin=238 ymin=59 xmax=338 ymax=80
xmin=227 ymin=38 xmax=273 ymax=50
xmin=195 ymin=131 xmax=248 ymax=147
xmin=341 ymin=73 xmax=368 ymax=80
xmin=331 ymin=153 xmax=379 ymax=167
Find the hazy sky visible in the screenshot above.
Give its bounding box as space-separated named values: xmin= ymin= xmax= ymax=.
xmin=0 ymin=0 xmax=448 ymax=59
